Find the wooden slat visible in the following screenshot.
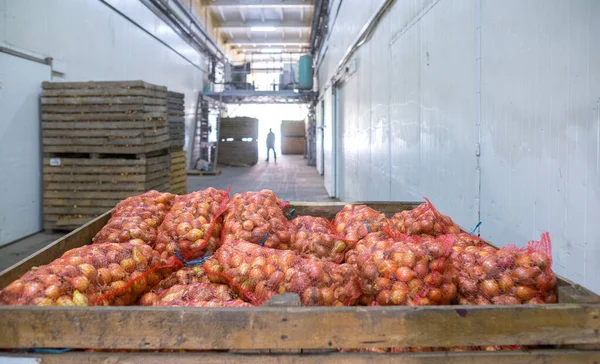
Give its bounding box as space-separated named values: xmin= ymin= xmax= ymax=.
xmin=43 ymin=128 xmax=167 ymax=138
xmin=44 ymin=165 xmax=146 ymax=174
xmin=44 ymin=198 xmax=121 ymax=208
xmin=0 ymin=304 xmax=599 ymax=349
xmin=43 ymin=191 xmax=145 ymax=199
xmin=43 ymin=173 xmax=150 ymax=182
xmin=43 ymin=157 xmax=145 ymax=166
xmin=42 ymin=104 xmax=167 ymax=113
xmin=44 ymin=181 xmax=151 ymax=191
xmin=43 ymin=141 xmax=170 ymax=154
xmin=43 ymin=120 xmax=166 ymax=129
xmin=43 ymin=206 xmax=112 ymax=215
xmin=559 ymin=285 xmax=600 ymax=304
xmin=0 ymin=210 xmax=111 ymax=287
xmin=41 ymin=96 xmax=167 ymax=106
xmin=4 ymin=350 xmax=597 ymax=364
xmin=41 ymin=81 xmax=166 ymax=91
xmin=42 ymin=112 xmax=166 ymax=121
xmin=42 ymin=88 xmax=167 ymax=98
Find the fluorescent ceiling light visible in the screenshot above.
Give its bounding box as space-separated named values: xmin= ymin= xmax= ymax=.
xmin=251 ymin=26 xmax=277 ymax=32
xmin=261 ymin=48 xmax=282 ymax=53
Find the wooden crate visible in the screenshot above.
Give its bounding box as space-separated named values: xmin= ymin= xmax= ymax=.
xmin=220 ymin=117 xmax=259 ymax=140
xmin=0 ymin=201 xmax=599 ymax=363
xmin=281 ymin=120 xmax=305 ymax=137
xmin=217 ymin=140 xmax=259 ymax=166
xmin=42 ymin=153 xmax=170 ymax=231
xmin=41 ymin=81 xmax=169 ymax=154
xmin=170 ymin=150 xmax=187 ymax=195
xmin=281 ymin=136 xmax=305 ymax=155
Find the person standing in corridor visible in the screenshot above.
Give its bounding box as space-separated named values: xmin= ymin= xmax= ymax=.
xmin=266 ymin=128 xmax=276 ymax=162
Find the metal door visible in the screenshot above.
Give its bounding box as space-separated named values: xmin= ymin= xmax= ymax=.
xmin=0 ymin=53 xmax=51 ymax=246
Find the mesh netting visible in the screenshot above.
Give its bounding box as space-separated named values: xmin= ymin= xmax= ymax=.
xmin=153 ymin=265 xmax=211 ymax=291
xmin=332 ymin=205 xmax=388 ymax=243
xmin=451 ymin=232 xmax=557 ymax=305
xmin=222 ymin=190 xmax=294 ymax=249
xmin=139 ymin=282 xmax=252 ymax=307
xmin=154 ymin=188 xmax=228 ymax=262
xmin=0 ymin=241 xmax=163 ymax=306
xmin=93 ymin=191 xmax=176 ymax=245
xmin=345 ymin=231 xmax=457 ymax=306
xmin=388 ymin=198 xmax=460 ymax=236
xmin=204 ymin=239 xmax=361 ymax=306
xmin=290 ymin=216 xmax=348 ymax=263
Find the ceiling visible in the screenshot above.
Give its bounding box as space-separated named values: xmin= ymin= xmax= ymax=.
xmin=207 ymin=0 xmax=314 ymax=57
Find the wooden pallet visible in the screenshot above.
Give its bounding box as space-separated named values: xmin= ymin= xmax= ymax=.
xmin=169 ymin=151 xmax=187 ymax=194
xmin=0 ymin=201 xmax=599 ymax=362
xmin=42 ymin=152 xmax=170 ymax=231
xmin=281 ymin=120 xmax=306 ymax=138
xmin=220 ymin=117 xmax=259 ymax=140
xmin=187 ymin=169 xmax=222 ymax=176
xmin=281 ymin=136 xmax=305 ymax=155
xmin=217 ymin=140 xmax=258 ymax=166
xmin=41 ymin=81 xmax=169 ymax=154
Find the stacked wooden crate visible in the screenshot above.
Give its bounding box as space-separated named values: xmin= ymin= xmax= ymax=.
xmin=280 ymin=120 xmax=306 ymax=155
xmin=218 ymin=117 xmax=259 ymax=166
xmin=41 ymin=81 xmax=171 ymax=232
xmin=167 ymin=91 xmax=187 ymax=194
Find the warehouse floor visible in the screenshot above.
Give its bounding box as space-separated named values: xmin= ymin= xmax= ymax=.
xmin=0 ymin=154 xmax=330 ymax=271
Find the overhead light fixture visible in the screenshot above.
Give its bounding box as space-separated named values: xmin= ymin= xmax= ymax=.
xmin=261 ymin=48 xmax=282 ymax=53
xmin=251 ymin=26 xmax=277 ymax=32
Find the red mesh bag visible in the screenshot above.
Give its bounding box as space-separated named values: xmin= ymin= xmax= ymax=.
xmin=345 ymin=232 xmax=457 ymax=306
xmin=332 ymin=205 xmax=388 ymax=243
xmin=290 ymin=216 xmax=348 ymax=262
xmin=154 ymin=188 xmax=228 ymax=262
xmin=139 ymin=282 xmax=251 ymax=307
xmin=222 ymin=190 xmax=294 ymax=249
xmin=0 ymin=241 xmax=163 ymax=306
xmin=93 ymin=191 xmax=176 ymax=245
xmin=153 ymin=265 xmax=211 ymax=291
xmin=388 ymin=198 xmax=460 ymax=236
xmin=452 ymin=232 xmax=557 ymax=305
xmin=204 ymin=239 xmax=361 ymax=306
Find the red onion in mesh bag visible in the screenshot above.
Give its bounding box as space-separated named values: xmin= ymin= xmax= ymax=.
xmin=93 ymin=191 xmax=176 ymax=245
xmin=451 ymin=232 xmax=557 ymax=305
xmin=332 ymin=205 xmax=388 ymax=244
xmin=154 ymin=188 xmax=228 ymax=262
xmin=222 ymin=190 xmax=294 ymax=249
xmin=1 ymin=241 xmax=164 ymax=306
xmin=345 ymin=232 xmax=457 ymax=306
xmin=138 ymin=282 xmax=251 ymax=307
xmin=290 ymin=216 xmax=347 ymax=263
xmin=204 ymin=239 xmax=361 ymax=306
xmin=388 ymin=198 xmax=460 ymax=236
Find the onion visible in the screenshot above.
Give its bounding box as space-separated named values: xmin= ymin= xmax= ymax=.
xmin=515 ymin=286 xmax=536 ymax=301
xmin=480 ymin=280 xmax=500 ymax=298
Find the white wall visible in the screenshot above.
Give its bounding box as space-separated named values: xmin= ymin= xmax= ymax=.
xmin=318 ymin=0 xmax=600 ymax=292
xmin=0 ymin=0 xmax=208 ymax=245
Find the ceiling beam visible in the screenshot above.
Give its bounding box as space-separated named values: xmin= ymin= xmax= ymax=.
xmin=217 ymin=6 xmax=227 ymax=21
xmin=207 ymin=0 xmax=314 ymax=8
xmin=217 ymin=21 xmax=310 ymax=30
xmin=228 ymin=40 xmax=309 ymax=46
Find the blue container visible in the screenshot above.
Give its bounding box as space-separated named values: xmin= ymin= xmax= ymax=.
xmin=298 ymin=55 xmax=313 ymax=90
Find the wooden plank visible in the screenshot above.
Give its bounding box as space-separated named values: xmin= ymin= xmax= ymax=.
xmin=44 ymin=165 xmax=146 ymax=174
xmin=6 ymin=350 xmax=598 ymax=364
xmin=291 ymin=201 xmax=419 ymax=219
xmin=44 ymin=182 xmax=150 ymax=191
xmin=0 ymin=210 xmax=111 ymax=288
xmin=42 ymin=88 xmax=167 ymax=98
xmin=41 ymin=96 xmax=167 ymax=106
xmin=43 ymin=157 xmax=145 ymax=166
xmin=42 ymin=104 xmax=167 ymax=114
xmin=43 ymin=141 xmax=170 ymax=154
xmin=167 ymin=91 xmax=185 ymax=99
xmin=44 ymin=137 xmax=145 ymax=146
xmin=44 ymin=198 xmax=121 ymax=208
xmin=41 ymin=81 xmax=166 ymax=91
xmin=42 ymin=112 xmax=166 ymax=121
xmin=559 ymin=285 xmax=600 ymax=304
xmin=43 ymin=121 xmax=166 ymax=130
xmin=43 ymin=128 xmax=168 ymax=138
xmin=43 ymin=190 xmax=144 ymax=199
xmin=43 ymin=174 xmax=149 ymax=183
xmin=187 ymin=169 xmax=222 ymax=176
xmin=0 ymin=304 xmax=599 ymax=349
xmin=43 ymin=206 xmax=112 ymax=215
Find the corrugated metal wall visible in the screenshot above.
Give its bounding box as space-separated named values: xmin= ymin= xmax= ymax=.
xmin=317 ymin=0 xmax=600 ymax=292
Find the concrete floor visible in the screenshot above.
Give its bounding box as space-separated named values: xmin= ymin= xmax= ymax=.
xmin=0 ymin=154 xmax=332 ymax=271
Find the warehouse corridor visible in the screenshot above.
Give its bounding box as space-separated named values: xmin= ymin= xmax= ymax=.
xmin=189 ymin=155 xmax=331 ymax=202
